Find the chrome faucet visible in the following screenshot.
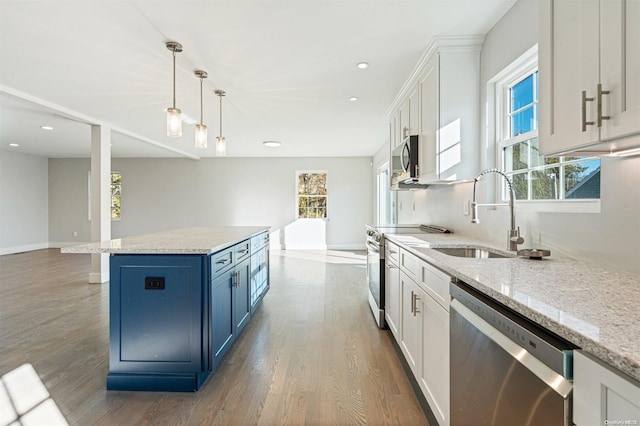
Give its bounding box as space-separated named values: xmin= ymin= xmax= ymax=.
xmin=470 ymin=168 xmax=524 ymax=251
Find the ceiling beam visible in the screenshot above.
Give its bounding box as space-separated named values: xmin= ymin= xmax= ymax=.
xmin=0 ymin=85 xmax=200 ymax=160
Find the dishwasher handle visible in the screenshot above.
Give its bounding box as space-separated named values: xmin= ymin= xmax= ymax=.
xmin=451 ymin=298 xmax=573 ymax=399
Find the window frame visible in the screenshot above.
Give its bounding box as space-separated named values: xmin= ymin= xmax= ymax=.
xmin=295 ymin=170 xmax=328 ymax=220
xmin=491 ymin=45 xmax=600 ymax=213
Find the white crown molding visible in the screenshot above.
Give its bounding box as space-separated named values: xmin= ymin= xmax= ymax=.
xmin=386 ymin=35 xmax=485 ymax=117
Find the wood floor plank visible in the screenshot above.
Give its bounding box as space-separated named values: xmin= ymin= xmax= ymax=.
xmin=0 ymin=248 xmax=429 ymax=425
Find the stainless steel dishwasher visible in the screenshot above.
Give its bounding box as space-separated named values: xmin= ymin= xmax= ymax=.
xmin=450 ymin=281 xmax=576 ymax=426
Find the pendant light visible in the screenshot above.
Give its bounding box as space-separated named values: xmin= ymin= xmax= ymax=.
xmin=166 ymin=41 xmax=183 ymax=137
xmin=194 ymin=70 xmax=208 ymax=149
xmin=214 ymin=90 xmax=227 ymax=156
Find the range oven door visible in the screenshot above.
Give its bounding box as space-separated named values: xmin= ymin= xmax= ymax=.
xmin=366 ymin=240 xmax=384 ymax=328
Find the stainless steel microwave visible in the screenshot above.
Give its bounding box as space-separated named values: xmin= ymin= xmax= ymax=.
xmin=390 ymin=135 xmax=425 ymax=190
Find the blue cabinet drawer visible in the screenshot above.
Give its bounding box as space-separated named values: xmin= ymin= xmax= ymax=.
xmin=251 ymin=232 xmax=269 ymax=252
xmin=235 ymin=240 xmax=251 ymax=263
xmin=211 ymin=247 xmax=234 ymax=277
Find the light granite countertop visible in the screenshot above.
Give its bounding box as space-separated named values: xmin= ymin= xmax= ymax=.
xmin=384 ymin=232 xmax=640 ymax=383
xmin=61 ymin=226 xmax=270 ymax=255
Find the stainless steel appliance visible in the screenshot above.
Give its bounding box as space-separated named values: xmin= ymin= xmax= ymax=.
xmin=390 ymin=135 xmax=427 ymax=190
xmin=366 ymin=224 xmax=450 ymax=328
xmin=450 ymin=281 xmax=575 ymax=425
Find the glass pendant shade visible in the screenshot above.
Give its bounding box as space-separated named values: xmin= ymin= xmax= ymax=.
xmin=195 ymin=124 xmax=207 ymax=149
xmin=167 ymin=108 xmax=182 ymax=137
xmin=216 ymin=136 xmax=226 ymax=157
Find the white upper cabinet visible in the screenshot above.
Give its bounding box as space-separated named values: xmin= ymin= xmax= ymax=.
xmin=539 ymin=0 xmax=640 ymax=156
xmin=600 ymin=0 xmax=640 ymax=142
xmin=388 ymin=36 xmax=482 ymax=184
xmin=418 ymin=55 xmax=438 ymax=182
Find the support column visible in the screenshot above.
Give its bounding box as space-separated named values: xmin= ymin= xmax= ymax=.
xmin=89 ymin=125 xmax=111 ymax=284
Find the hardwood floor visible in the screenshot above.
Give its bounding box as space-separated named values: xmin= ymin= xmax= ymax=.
xmin=0 ymin=249 xmax=428 ymax=425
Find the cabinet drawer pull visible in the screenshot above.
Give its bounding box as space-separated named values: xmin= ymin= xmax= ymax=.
xmin=597 ymin=83 xmax=610 ymax=127
xmin=581 ymin=90 xmax=595 ymax=131
xmin=216 ymin=258 xmax=231 ymax=265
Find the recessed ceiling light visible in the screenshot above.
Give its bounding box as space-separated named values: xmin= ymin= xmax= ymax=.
xmin=349 ymin=97 xmax=359 ymax=102
xmin=263 ymin=141 xmax=282 ymax=147
xmin=9 ymin=143 xmax=19 ymax=147
xmin=356 ymin=62 xmax=369 ymax=69
xmin=40 ymin=125 xmax=54 ymax=130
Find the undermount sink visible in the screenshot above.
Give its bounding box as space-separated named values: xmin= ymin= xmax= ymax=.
xmin=432 ymin=247 xmax=511 ymax=259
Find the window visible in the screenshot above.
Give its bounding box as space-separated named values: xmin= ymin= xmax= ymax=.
xmin=296 ymin=171 xmax=327 ymax=219
xmin=87 ymin=171 xmax=123 ymax=220
xmin=496 ymin=50 xmax=600 ymax=202
xmin=111 ymin=172 xmax=122 ymax=220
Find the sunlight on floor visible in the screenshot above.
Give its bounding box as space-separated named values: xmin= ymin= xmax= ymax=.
xmin=270 ymin=249 xmax=366 ymax=265
xmin=0 ymin=364 xmax=68 ymax=426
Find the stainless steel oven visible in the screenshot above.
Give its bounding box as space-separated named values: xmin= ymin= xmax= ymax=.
xmin=366 ymin=231 xmax=384 ymax=327
xmin=450 ymin=281 xmax=575 ymax=425
xmin=366 ymin=224 xmax=451 ymax=328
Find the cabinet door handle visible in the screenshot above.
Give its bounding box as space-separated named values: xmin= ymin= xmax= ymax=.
xmin=410 ymin=291 xmax=415 ymax=314
xmin=235 ymin=271 xmax=240 ymax=287
xmin=413 ymin=294 xmax=420 ymax=316
xmin=581 ymin=90 xmax=595 ymax=131
xmin=597 ymin=83 xmax=610 ymax=127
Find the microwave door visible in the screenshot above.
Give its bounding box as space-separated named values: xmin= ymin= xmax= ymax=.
xmin=401 ymin=143 xmax=410 ymax=173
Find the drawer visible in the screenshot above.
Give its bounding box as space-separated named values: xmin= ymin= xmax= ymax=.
xmin=385 ymin=241 xmax=400 ymax=266
xmin=235 ymin=240 xmax=251 ymax=262
xmin=399 ymin=248 xmax=420 ymax=283
xmin=420 ymin=261 xmax=451 ymax=310
xmin=251 ymin=232 xmax=269 ymax=252
xmin=211 ymin=247 xmax=234 ymax=277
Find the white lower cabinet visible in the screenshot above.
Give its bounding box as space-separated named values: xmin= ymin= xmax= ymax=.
xmin=419 ymin=290 xmax=449 ymax=426
xmin=400 ymin=271 xmax=421 ymax=376
xmin=384 ymin=255 xmax=401 ymax=339
xmin=395 ymin=247 xmax=450 ymax=426
xmin=573 ymin=350 xmax=640 ymax=426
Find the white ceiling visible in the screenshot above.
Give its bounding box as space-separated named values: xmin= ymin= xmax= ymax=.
xmin=0 ymin=0 xmax=516 ymax=159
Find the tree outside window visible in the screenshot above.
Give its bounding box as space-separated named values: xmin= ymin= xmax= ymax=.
xmin=499 ymin=67 xmax=600 ymax=201
xmin=297 ymin=172 xmax=327 ymax=219
xmin=111 ymin=172 xmax=121 ymax=220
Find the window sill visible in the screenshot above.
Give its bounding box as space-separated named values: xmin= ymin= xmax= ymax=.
xmin=514 ymin=199 xmax=601 ymax=214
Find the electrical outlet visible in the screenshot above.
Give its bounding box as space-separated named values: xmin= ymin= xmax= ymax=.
xmin=463 ymin=200 xmax=470 ymax=216
xmin=73 ymin=231 xmax=78 ymax=237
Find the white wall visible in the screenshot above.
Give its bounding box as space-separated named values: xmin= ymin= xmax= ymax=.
xmin=48 ymin=157 xmax=372 ymax=250
xmin=0 ymin=150 xmax=49 ymax=254
xmin=391 ymin=0 xmax=640 ymax=274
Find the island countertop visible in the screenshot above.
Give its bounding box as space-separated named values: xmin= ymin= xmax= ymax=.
xmin=384 ymin=232 xmax=640 ymax=383
xmin=61 ymin=226 xmax=270 ymax=255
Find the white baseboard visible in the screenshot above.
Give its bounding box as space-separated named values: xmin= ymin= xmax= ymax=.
xmin=326 ymin=244 xmax=366 ymax=251
xmin=276 ymin=243 xmax=366 ymax=251
xmin=49 ymin=241 xmax=91 ymax=249
xmin=0 ymin=243 xmax=50 ymax=256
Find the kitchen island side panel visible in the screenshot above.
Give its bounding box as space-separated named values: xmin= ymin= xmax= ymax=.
xmin=108 ymin=254 xmax=210 ymax=391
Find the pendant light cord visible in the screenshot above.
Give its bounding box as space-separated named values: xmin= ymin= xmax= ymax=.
xmin=199 ymin=77 xmax=203 ymax=125
xmin=172 ymin=51 xmax=177 ymax=109
xmin=219 ymin=94 xmax=223 ymax=137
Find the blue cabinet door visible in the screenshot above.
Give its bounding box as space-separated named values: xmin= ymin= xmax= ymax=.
xmin=108 ymin=254 xmax=208 ymax=391
xmin=211 ymin=268 xmax=234 ymax=369
xmin=235 ymin=257 xmax=251 ymax=335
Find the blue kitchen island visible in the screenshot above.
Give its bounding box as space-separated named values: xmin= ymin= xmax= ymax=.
xmin=62 ymin=227 xmax=270 ymax=392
